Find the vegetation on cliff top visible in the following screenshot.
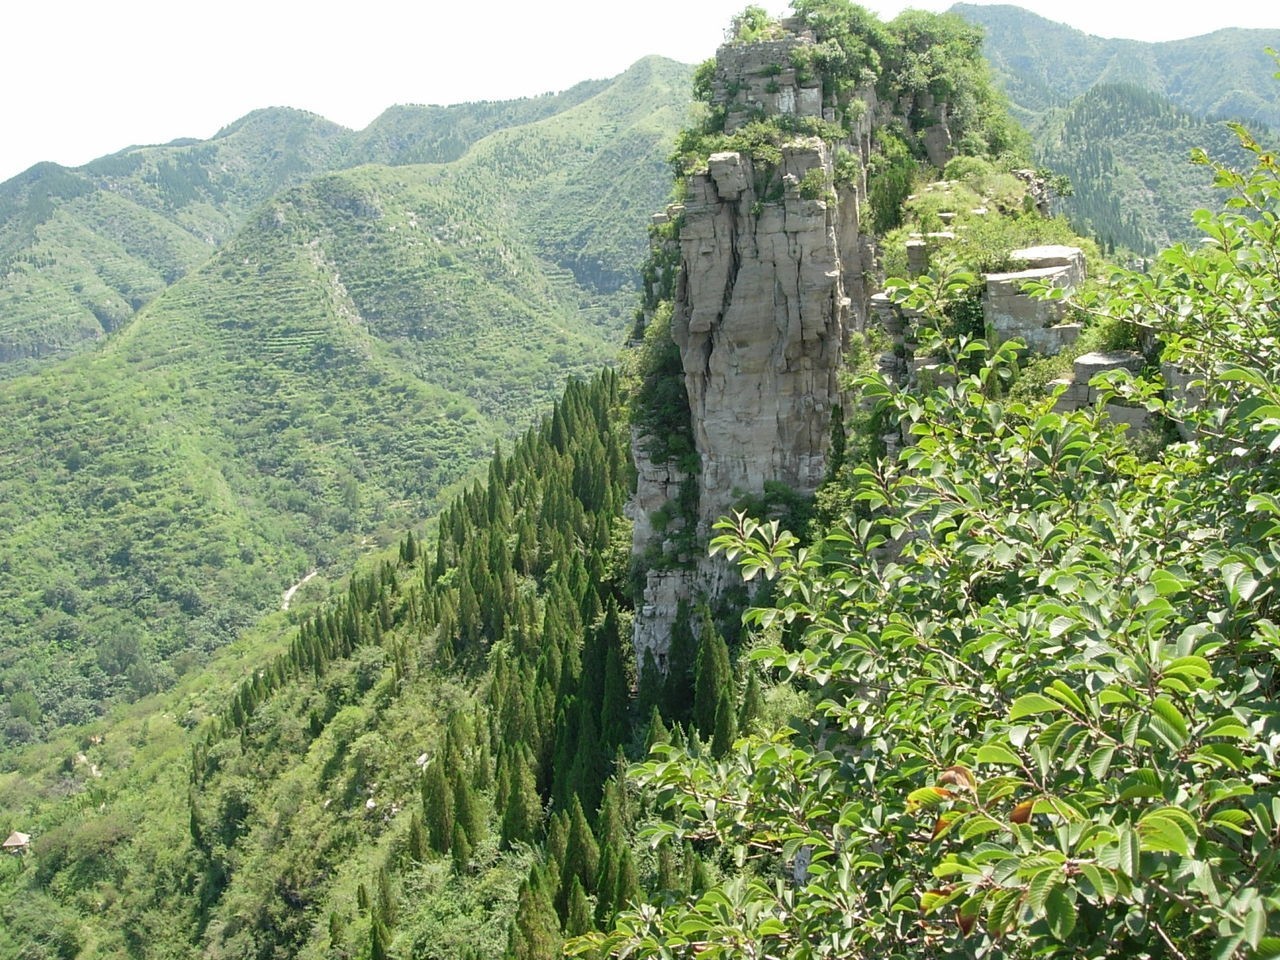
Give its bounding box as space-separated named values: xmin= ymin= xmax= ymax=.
xmin=581 ymin=115 xmax=1280 ymax=959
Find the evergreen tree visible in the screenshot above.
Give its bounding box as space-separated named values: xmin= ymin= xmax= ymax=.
xmin=500 ymin=745 xmax=541 ymax=848
xmin=507 ymin=864 xmax=563 ymax=960
xmin=692 ymin=608 xmax=731 ymax=741
xmin=738 ymin=669 xmax=764 ymax=733
xmin=662 ymin=600 xmax=696 ymax=723
xmin=422 ymin=761 xmax=453 ymax=853
xmin=711 ymin=687 xmax=737 ymax=758
xmin=565 ymin=876 xmax=594 ymax=938
xmin=451 ymin=820 xmax=473 ymax=874
xmin=407 ymin=811 xmax=428 ymax=864
xmin=563 ymin=797 xmax=600 ymax=894
xmin=370 ymin=915 xmax=391 ymax=960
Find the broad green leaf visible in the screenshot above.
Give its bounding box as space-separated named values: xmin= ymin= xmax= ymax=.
xmin=1010 ymin=693 xmax=1063 ymax=721
xmin=1149 ymin=697 xmax=1189 ymax=750
xmin=1079 ymin=863 xmax=1117 ymax=903
xmin=1088 ymin=746 xmax=1115 ymax=780
xmin=1045 ymin=884 xmax=1077 ymax=941
xmin=1137 ymin=807 xmax=1196 ymax=856
xmin=1046 ymin=680 xmax=1087 ymax=715
xmin=1202 ymin=716 xmax=1251 ymax=739
xmin=976 ymin=743 xmax=1022 ymax=766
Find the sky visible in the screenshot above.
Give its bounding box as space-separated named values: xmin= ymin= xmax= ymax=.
xmin=2 ymin=0 xmax=1278 ymax=184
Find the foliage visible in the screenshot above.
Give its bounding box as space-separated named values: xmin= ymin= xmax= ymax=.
xmin=0 ymin=371 xmax=644 ymax=959
xmin=0 ymin=58 xmax=692 ymax=742
xmin=580 ymin=132 xmax=1280 ymax=958
xmin=729 ymin=6 xmax=784 ymax=44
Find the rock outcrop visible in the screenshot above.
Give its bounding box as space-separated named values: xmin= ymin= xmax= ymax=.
xmin=674 ymin=137 xmax=859 ymax=529
xmin=630 ymin=24 xmax=876 ymax=661
xmin=983 ymin=245 xmax=1085 ymax=355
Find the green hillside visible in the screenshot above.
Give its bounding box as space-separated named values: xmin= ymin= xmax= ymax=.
xmin=951 ymin=3 xmax=1278 ymax=252
xmin=1035 ymin=83 xmax=1251 ymax=253
xmin=0 ymin=108 xmax=351 ymax=368
xmin=5 ymin=5 xmax=1280 ymax=960
xmin=951 ymin=3 xmax=1280 ymax=128
xmin=0 ymin=57 xmax=691 ymax=737
xmin=0 ymin=67 xmax=683 ymax=371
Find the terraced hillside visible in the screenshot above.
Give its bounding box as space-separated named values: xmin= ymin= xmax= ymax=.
xmin=0 ymin=73 xmax=639 ymax=371
xmin=0 ymin=56 xmax=692 ymax=737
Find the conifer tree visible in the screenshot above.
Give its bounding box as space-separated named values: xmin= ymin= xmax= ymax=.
xmin=662 ymin=600 xmax=696 ymax=723
xmin=563 ymin=797 xmax=600 ymax=894
xmin=739 ymin=669 xmax=764 ymax=733
xmin=422 ymin=761 xmax=453 ymax=853
xmin=507 ymin=864 xmax=563 ymax=960
xmin=500 ymin=745 xmax=541 ymax=848
xmin=711 ymin=687 xmax=737 ymax=758
xmin=370 ymin=915 xmax=391 ymax=960
xmin=565 ymin=876 xmax=595 ymax=938
xmin=612 ymin=848 xmax=639 ymax=922
xmin=407 ymin=811 xmax=428 ymax=864
xmin=451 ymin=821 xmax=473 ymax=874
xmin=692 ymin=608 xmax=731 ymax=741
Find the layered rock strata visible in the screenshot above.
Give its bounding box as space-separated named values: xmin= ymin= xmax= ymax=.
xmin=631 ymin=29 xmax=876 ymax=662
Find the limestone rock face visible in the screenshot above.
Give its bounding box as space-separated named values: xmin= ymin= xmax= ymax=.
xmin=629 ymin=26 xmax=877 ymax=662
xmin=711 ymin=34 xmax=825 ymax=132
xmin=673 ymin=139 xmax=858 ymax=529
xmin=983 ymin=245 xmax=1086 ymax=355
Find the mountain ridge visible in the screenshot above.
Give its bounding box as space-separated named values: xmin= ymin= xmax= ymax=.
xmin=0 ymin=60 xmax=687 ymax=370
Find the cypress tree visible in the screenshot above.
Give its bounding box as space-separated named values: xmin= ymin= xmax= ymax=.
xmin=407 ymin=811 xmax=428 ymax=864
xmin=508 ymin=864 xmax=563 ymax=960
xmin=599 ymin=620 xmax=630 ymax=752
xmin=693 ymin=609 xmax=731 ymax=741
xmin=422 ymin=761 xmax=453 ymax=853
xmin=500 ymin=746 xmax=541 ymax=848
xmin=711 ymin=687 xmax=738 ymax=758
xmin=644 ymin=706 xmax=670 ymax=754
xmin=612 ymin=848 xmax=639 ymax=921
xmin=451 ymin=820 xmax=473 ymax=874
xmin=565 ymin=876 xmax=594 ymax=938
xmin=662 ymin=600 xmax=696 ymax=723
xmin=370 ymin=915 xmax=391 ymax=960
xmin=563 ymin=796 xmax=600 ymax=893
xmin=656 ymin=839 xmax=681 ymax=895
xmin=375 ymin=865 xmax=397 ymax=925
xmin=452 ymin=765 xmax=484 ymax=848
xmin=739 ymin=669 xmax=764 ymax=733
xmin=636 ymin=647 xmax=662 ymax=720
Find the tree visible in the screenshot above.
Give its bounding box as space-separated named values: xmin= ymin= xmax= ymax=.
xmin=576 ymin=128 xmax=1280 ymax=959
xmin=691 ymin=608 xmax=731 ymax=742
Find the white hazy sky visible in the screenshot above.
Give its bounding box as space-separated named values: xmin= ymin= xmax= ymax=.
xmin=3 ymin=0 xmax=1278 ymax=184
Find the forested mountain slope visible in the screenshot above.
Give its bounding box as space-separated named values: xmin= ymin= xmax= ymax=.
xmin=951 ymin=3 xmax=1280 ymax=128
xmin=952 ymin=3 xmax=1278 ymax=252
xmin=0 ymin=72 xmax=641 ymax=370
xmin=1033 ymin=83 xmax=1253 ymax=253
xmin=0 ymin=56 xmax=691 ymax=737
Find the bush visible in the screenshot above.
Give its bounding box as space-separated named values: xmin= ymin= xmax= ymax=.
xmin=581 ymin=124 xmax=1280 ymax=960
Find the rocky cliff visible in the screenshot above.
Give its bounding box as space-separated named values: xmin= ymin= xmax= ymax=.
xmin=631 ymin=22 xmax=879 ymax=663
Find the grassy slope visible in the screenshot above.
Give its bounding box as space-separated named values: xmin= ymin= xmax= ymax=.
xmin=0 ymin=109 xmax=352 ymax=366
xmin=0 ymin=56 xmax=691 ymax=735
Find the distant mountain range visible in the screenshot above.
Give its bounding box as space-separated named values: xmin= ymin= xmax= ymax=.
xmin=0 ymin=74 xmax=634 ymax=370
xmin=0 ymin=56 xmax=691 ymax=728
xmin=953 ymin=3 xmax=1279 ymax=252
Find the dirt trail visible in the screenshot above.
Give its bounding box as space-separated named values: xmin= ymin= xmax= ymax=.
xmin=281 ymin=570 xmax=318 ymax=610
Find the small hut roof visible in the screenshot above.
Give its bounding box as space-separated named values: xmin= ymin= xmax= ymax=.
xmin=2 ymin=831 xmax=30 ymax=848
